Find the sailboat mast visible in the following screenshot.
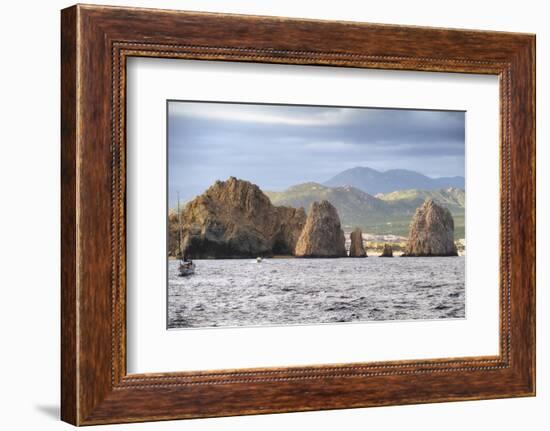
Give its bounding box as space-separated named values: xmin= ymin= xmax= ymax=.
xmin=177 ymin=191 xmax=182 ymax=258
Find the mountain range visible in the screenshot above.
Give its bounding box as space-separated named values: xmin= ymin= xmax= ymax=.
xmin=174 ymin=166 xmax=466 ymax=239
xmin=323 ymin=166 xmax=464 ymax=195
xmin=266 ymin=181 xmax=465 ymax=239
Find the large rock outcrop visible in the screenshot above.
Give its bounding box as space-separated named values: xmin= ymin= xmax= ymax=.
xmin=295 ymin=200 xmax=347 ymax=258
xmin=403 ymin=199 xmax=458 ymax=256
xmin=349 ymin=228 xmax=367 ymax=257
xmin=177 ymin=177 xmax=306 ymax=258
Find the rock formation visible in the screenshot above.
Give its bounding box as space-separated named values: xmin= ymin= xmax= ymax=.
xmin=402 ymin=199 xmax=458 ymax=257
xmin=167 ymin=209 xmax=181 ymax=257
xmin=177 ymin=177 xmax=306 ymax=258
xmin=349 ymin=228 xmax=367 ymax=257
xmin=294 ymin=200 xmax=347 ymax=258
xmin=380 ymin=243 xmax=393 ymax=257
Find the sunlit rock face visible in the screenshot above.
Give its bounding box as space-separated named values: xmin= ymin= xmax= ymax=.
xmin=180 ymin=177 xmax=306 ymax=258
xmin=349 ymin=228 xmax=367 ymax=257
xmin=295 ymin=200 xmax=347 ymax=258
xmin=403 ymin=199 xmax=458 ymax=257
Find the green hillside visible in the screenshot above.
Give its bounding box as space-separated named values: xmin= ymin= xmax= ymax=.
xmin=377 ymin=187 xmax=465 ymax=213
xmin=266 ymin=183 xmax=465 ymax=239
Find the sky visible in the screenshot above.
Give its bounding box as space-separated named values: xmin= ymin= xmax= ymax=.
xmin=168 ymin=101 xmax=465 ymax=207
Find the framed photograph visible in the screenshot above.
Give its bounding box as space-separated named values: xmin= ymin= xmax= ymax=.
xmin=61 ymin=4 xmax=536 ymax=425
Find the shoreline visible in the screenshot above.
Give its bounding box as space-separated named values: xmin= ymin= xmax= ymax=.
xmin=169 ymin=252 xmax=465 ymax=260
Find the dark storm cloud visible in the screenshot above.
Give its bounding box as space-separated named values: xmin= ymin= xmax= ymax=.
xmin=168 ymin=102 xmax=465 ymax=205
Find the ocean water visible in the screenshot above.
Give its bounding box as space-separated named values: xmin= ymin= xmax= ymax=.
xmin=167 ymin=257 xmax=465 ymax=329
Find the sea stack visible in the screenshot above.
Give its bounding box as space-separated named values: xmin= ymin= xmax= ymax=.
xmin=380 ymin=243 xmax=393 ymax=257
xmin=295 ymin=200 xmax=347 ymax=258
xmin=177 ymin=177 xmax=306 ymax=258
xmin=403 ymin=199 xmax=458 ymax=257
xmin=349 ymin=228 xmax=367 ymax=257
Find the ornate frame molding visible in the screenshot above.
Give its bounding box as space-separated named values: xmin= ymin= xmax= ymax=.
xmin=61 ymin=5 xmax=535 ymax=425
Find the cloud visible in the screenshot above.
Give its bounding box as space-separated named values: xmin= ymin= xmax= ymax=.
xmin=169 ymin=102 xmax=353 ymax=127
xmin=303 ymin=141 xmax=363 ymax=152
xmin=168 ymin=101 xmax=465 ymax=205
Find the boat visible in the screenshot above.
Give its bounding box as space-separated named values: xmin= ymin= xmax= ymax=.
xmin=179 ymin=260 xmax=195 ymax=276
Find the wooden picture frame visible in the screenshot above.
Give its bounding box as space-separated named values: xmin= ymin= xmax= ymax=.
xmin=61 ymin=4 xmax=535 ymax=425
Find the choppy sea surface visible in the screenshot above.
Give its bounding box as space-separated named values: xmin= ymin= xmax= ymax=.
xmin=167 ymin=257 xmax=465 ymax=329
